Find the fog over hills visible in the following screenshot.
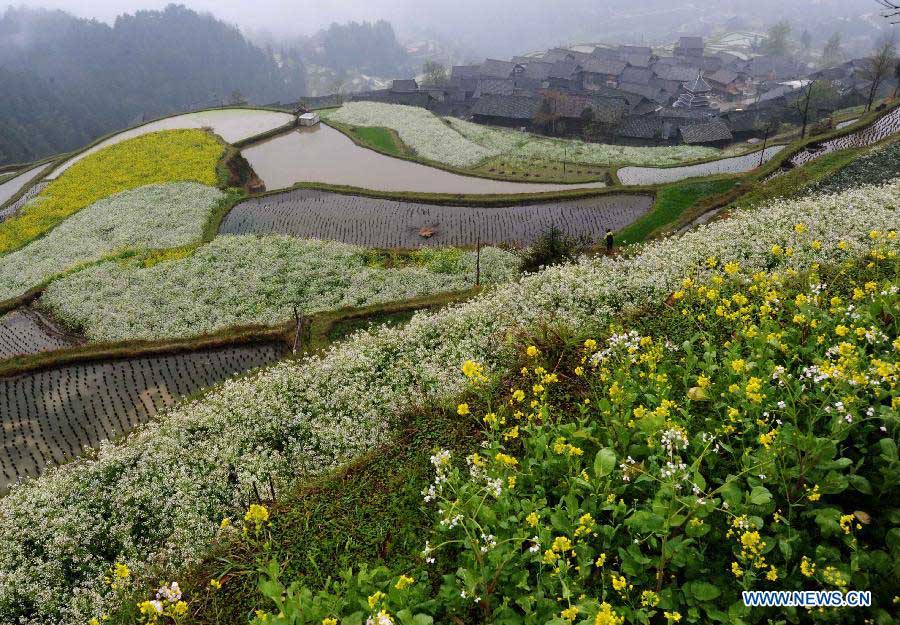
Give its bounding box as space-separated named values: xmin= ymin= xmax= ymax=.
xmin=17 ymin=0 xmax=896 ymax=57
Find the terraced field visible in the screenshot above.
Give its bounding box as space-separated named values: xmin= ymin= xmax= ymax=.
xmin=0 ymin=181 xmax=47 ymax=223
xmin=48 ymin=108 xmax=293 ymax=178
xmin=0 ymin=308 xmax=75 ymax=361
xmin=0 ymin=343 xmax=285 ymax=491
xmin=0 ymin=164 xmax=46 ymax=207
xmin=221 ymin=189 xmax=653 ymax=247
xmin=241 ymin=125 xmax=607 ymax=194
xmin=790 ymin=107 xmax=900 ymax=168
xmin=617 ymin=146 xmax=784 ymax=185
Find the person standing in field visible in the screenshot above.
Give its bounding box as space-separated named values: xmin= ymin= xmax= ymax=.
xmin=605 ymin=229 xmax=614 ymax=253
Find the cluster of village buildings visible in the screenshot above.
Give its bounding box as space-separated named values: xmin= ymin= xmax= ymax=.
xmin=301 ymin=37 xmax=881 ymax=148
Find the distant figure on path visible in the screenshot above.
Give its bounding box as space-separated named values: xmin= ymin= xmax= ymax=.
xmin=605 ymin=229 xmax=614 ymax=253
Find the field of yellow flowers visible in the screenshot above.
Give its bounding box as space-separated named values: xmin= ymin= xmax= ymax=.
xmin=242 ymin=256 xmax=898 ymax=625
xmin=0 ymin=129 xmax=222 ymax=256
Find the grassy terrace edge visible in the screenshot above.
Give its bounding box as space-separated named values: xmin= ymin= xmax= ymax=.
xmin=0 ymin=288 xmax=479 ymax=378
xmin=322 ymin=117 xmax=612 ymax=185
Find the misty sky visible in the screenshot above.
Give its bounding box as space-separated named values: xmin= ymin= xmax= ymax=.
xmin=11 ymin=1 xmax=435 ymax=35
xmin=7 ymin=0 xmax=895 ymax=58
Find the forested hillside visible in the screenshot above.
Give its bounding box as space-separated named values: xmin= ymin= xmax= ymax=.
xmin=0 ymin=4 xmax=307 ymax=165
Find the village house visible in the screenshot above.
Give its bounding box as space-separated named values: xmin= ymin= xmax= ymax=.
xmin=674 ymin=36 xmax=705 ymax=59
xmin=678 ymin=119 xmax=734 ymax=147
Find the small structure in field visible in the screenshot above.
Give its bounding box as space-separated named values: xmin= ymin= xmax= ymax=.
xmin=298 ymin=112 xmax=320 ymax=127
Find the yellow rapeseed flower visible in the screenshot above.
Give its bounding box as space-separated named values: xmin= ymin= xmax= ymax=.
xmin=395 ymin=575 xmax=415 ymax=590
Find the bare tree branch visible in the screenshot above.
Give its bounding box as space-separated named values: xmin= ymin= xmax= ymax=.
xmin=877 ymin=1 xmax=900 ymax=23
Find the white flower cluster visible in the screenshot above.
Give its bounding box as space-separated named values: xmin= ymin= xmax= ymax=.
xmin=0 ymin=183 xmax=224 ymax=302
xmin=41 ymin=236 xmax=520 ymax=341
xmin=445 ymin=117 xmax=723 ymax=167
xmin=0 ymin=179 xmax=896 ymax=624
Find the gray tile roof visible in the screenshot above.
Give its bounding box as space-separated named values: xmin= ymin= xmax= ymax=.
xmin=474 ymin=79 xmax=515 ymax=98
xmin=618 ymin=82 xmax=669 ymax=104
xmin=706 ymin=69 xmax=740 ymax=86
xmin=451 ymin=65 xmax=482 ymax=81
xmin=548 ymin=60 xmax=581 ymax=80
xmin=481 ymin=59 xmax=517 ymax=78
xmin=616 ymin=115 xmax=672 ymax=140
xmin=471 ymin=94 xmax=541 ymax=119
xmin=623 ymin=53 xmax=653 ymax=68
xmin=521 ymin=61 xmax=554 ymax=80
xmin=679 ymin=119 xmax=733 ymax=144
xmin=391 ymin=79 xmax=418 ymax=93
xmin=578 ymin=57 xmax=628 ymax=76
xmin=619 ymin=66 xmax=654 ymax=85
xmin=653 ymin=64 xmax=701 ymax=83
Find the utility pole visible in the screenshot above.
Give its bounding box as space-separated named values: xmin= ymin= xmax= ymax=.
xmin=759 ymin=124 xmax=771 ymax=168
xmin=475 ymin=235 xmax=482 ymax=287
xmin=292 ymin=304 xmax=303 ymax=354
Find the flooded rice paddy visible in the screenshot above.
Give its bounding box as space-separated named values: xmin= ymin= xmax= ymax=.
xmin=836 ymin=118 xmax=859 ymax=130
xmin=0 ymin=308 xmax=75 ymax=361
xmin=221 ymin=189 xmax=652 ymax=247
xmin=241 ymin=125 xmax=608 ymax=194
xmin=790 ymin=107 xmax=900 ymax=168
xmin=0 ymin=165 xmax=46 ymax=207
xmin=617 ymin=146 xmax=784 ymax=185
xmin=48 ymin=108 xmax=294 ymax=178
xmin=0 ymin=342 xmax=285 ymax=490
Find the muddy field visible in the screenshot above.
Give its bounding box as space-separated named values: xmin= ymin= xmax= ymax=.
xmin=617 ymin=146 xmax=784 ymax=185
xmin=790 ymin=107 xmax=900 ymax=168
xmin=220 ymin=189 xmax=653 ymax=247
xmin=0 ymin=307 xmax=75 ymax=361
xmin=0 ymin=343 xmax=285 ymax=490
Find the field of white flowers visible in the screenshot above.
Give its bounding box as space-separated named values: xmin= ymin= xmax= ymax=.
xmin=0 ymin=183 xmax=223 ymax=301
xmin=327 ymin=102 xmax=498 ymax=167
xmin=42 ymin=237 xmax=519 ymax=341
xmin=0 ymin=179 xmax=896 ymax=624
xmin=326 ymin=102 xmax=728 ymax=169
xmin=445 ymin=116 xmax=723 ymax=166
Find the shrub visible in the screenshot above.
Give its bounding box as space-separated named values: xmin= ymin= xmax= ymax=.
xmin=520 ymin=226 xmax=592 ymax=273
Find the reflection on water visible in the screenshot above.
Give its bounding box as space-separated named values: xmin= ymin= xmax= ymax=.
xmin=242 ymin=125 xmax=608 ymax=195
xmin=617 ymin=147 xmax=784 ymax=186
xmin=48 ymin=109 xmax=294 ymax=178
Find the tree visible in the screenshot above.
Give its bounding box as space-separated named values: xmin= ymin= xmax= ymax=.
xmin=422 ymin=60 xmax=448 ymax=86
xmin=764 ymin=21 xmax=792 ymax=57
xmin=895 ymin=60 xmax=900 ymax=97
xmin=862 ymin=35 xmax=897 ymax=111
xmin=800 ymin=30 xmax=812 ymax=54
xmin=533 ymin=92 xmax=564 ymax=136
xmin=821 ymin=33 xmax=844 ymax=68
xmin=792 ymin=80 xmax=833 ymax=138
